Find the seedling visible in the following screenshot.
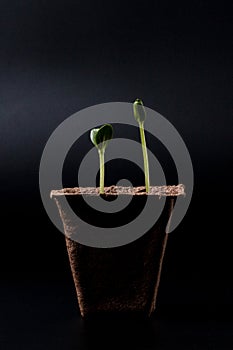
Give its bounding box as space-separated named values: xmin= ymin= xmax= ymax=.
xmin=90 ymin=124 xmax=113 ymax=194
xmin=133 ymin=98 xmax=150 ymax=192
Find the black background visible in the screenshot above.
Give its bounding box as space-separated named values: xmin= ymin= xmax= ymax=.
xmin=0 ymin=1 xmax=232 ymax=349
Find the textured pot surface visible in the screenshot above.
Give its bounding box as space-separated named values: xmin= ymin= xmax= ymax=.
xmin=51 ymin=185 xmax=184 ymax=317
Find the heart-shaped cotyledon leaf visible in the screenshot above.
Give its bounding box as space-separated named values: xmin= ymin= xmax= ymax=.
xmin=90 ymin=124 xmax=113 ymax=151
xmin=90 ymin=124 xmax=113 ymax=194
xmin=133 ymin=98 xmax=146 ymax=124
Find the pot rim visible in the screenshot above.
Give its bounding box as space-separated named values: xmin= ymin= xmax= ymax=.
xmin=50 ymin=184 xmax=185 ymax=198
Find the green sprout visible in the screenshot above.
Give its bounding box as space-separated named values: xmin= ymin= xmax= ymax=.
xmin=90 ymin=124 xmax=113 ymax=194
xmin=133 ymin=98 xmax=150 ymax=192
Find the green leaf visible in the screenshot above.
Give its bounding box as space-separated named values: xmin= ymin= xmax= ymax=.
xmin=133 ymin=98 xmax=146 ymax=124
xmin=90 ymin=128 xmax=99 ymax=147
xmin=90 ymin=124 xmax=113 ymax=151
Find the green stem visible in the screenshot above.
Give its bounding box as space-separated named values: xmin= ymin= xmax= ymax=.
xmin=98 ymin=149 xmax=105 ymax=194
xmin=139 ymin=122 xmax=150 ymax=192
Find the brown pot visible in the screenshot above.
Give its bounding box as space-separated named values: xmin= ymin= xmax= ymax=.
xmin=51 ymin=185 xmax=184 ymax=318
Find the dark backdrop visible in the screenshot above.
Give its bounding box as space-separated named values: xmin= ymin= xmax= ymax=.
xmin=0 ymin=1 xmax=232 ymax=349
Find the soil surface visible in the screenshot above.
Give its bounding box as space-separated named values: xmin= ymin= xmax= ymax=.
xmin=51 ymin=184 xmax=185 ymax=197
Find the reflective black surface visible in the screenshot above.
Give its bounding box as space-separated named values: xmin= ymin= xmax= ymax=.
xmin=1 ymin=274 xmax=232 ymax=349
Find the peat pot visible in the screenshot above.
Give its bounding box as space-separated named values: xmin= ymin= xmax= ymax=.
xmin=51 ymin=185 xmax=185 ymax=318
